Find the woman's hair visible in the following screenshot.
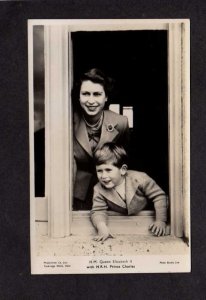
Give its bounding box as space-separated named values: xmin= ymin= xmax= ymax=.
xmin=72 ymin=68 xmax=114 ymax=112
xmin=80 ymin=68 xmax=113 ymax=97
xmin=94 ymin=142 xmax=128 ymax=168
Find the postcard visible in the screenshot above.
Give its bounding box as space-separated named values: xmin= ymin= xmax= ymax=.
xmin=29 ymin=19 xmax=190 ymax=274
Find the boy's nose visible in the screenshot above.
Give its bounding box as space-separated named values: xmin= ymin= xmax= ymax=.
xmin=101 ymin=171 xmax=107 ymax=179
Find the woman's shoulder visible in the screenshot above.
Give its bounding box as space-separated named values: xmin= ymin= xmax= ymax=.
xmin=104 ymin=110 xmax=128 ymax=123
xmin=73 ymin=111 xmax=80 ymax=120
xmin=73 ymin=111 xmax=82 ymax=127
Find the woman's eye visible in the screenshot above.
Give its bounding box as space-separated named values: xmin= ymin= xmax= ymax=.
xmin=93 ymin=92 xmax=101 ymax=96
xmin=81 ymin=92 xmax=90 ymax=96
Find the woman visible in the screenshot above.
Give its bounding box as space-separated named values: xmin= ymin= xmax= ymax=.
xmin=73 ymin=68 xmax=129 ymax=210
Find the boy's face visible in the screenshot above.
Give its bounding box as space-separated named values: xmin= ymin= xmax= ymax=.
xmin=96 ymin=163 xmax=127 ymax=189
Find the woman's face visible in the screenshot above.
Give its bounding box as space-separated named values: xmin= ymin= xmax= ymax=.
xmin=79 ymin=80 xmax=107 ymax=118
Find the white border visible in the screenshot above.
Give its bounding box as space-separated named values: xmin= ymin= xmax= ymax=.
xmin=29 ymin=19 xmax=190 ymax=274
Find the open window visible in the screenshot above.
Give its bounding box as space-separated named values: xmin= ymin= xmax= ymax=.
xmin=29 ymin=20 xmax=190 ymax=240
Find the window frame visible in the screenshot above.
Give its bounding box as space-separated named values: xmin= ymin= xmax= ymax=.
xmin=29 ymin=19 xmax=190 ymax=239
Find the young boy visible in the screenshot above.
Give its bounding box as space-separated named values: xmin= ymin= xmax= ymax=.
xmin=90 ymin=142 xmax=168 ymax=241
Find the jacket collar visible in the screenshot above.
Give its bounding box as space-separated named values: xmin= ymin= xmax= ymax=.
xmin=97 ymin=173 xmax=138 ymax=209
xmin=97 ymin=111 xmax=119 ymax=149
xmin=74 ymin=111 xmax=119 ymax=157
xmin=125 ymin=173 xmax=138 ymax=207
xmin=96 ymin=182 xmax=127 ymax=209
xmin=74 ymin=113 xmax=93 ymax=156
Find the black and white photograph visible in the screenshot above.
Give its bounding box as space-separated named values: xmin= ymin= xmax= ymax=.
xmin=29 ymin=19 xmax=190 ymax=274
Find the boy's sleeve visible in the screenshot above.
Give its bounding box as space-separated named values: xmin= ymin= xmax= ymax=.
xmin=90 ymin=186 xmax=108 ymax=229
xmin=140 ymin=174 xmax=168 ymax=222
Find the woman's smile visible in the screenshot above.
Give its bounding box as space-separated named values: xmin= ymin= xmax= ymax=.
xmin=86 ymin=105 xmax=99 ymax=110
xmin=79 ymin=80 xmax=107 ymax=119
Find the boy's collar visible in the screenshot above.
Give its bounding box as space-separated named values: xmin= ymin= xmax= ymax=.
xmin=98 ymin=172 xmax=138 ymax=207
xmin=114 ymin=177 xmax=126 ymax=198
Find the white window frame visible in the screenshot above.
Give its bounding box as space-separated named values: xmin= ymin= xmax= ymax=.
xmin=29 ymin=19 xmax=190 ymax=239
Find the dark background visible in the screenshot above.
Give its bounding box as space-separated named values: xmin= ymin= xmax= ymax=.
xmin=34 ymin=30 xmax=168 ymax=197
xmin=73 ymin=30 xmax=168 ymax=193
xmin=0 ymin=1 xmax=205 ymax=299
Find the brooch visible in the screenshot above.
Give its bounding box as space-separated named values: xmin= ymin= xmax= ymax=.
xmin=107 ymin=124 xmax=114 ymax=132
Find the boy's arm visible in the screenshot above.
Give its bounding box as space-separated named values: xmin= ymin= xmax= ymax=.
xmin=150 ymin=195 xmax=168 ymax=236
xmin=90 ymin=187 xmax=108 ymax=227
xmin=90 ymin=187 xmax=114 ymax=241
xmin=140 ymin=174 xmax=168 ymax=221
xmin=140 ymin=174 xmax=168 ymax=236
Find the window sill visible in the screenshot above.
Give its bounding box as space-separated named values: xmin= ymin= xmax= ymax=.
xmin=35 ymin=198 xmax=170 ymax=236
xmin=71 ymin=211 xmax=170 ymax=236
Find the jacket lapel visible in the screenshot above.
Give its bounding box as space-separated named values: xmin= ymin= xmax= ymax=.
xmin=125 ymin=174 xmax=138 ymax=207
xmin=74 ymin=113 xmax=93 ymax=157
xmin=125 ymin=172 xmax=148 ymax=214
xmin=97 ymin=111 xmax=119 ymax=149
xmin=99 ymin=174 xmax=144 ymax=211
xmin=98 ymin=184 xmax=127 ymax=209
xmin=74 ymin=111 xmax=120 ymax=156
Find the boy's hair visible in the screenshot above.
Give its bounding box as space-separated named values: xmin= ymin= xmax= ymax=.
xmin=94 ymin=143 xmax=128 ymax=168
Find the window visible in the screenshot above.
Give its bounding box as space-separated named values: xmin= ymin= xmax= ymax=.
xmin=29 ymin=20 xmax=190 ymax=239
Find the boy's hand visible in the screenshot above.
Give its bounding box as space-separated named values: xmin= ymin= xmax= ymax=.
xmin=93 ymin=223 xmax=114 ymax=242
xmin=149 ymin=221 xmax=167 ymax=236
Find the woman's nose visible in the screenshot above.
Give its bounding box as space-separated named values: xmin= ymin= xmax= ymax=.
xmin=87 ymin=95 xmax=95 ymax=104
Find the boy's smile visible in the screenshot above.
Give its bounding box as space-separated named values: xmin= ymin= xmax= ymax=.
xmin=96 ymin=163 xmax=127 ymax=189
